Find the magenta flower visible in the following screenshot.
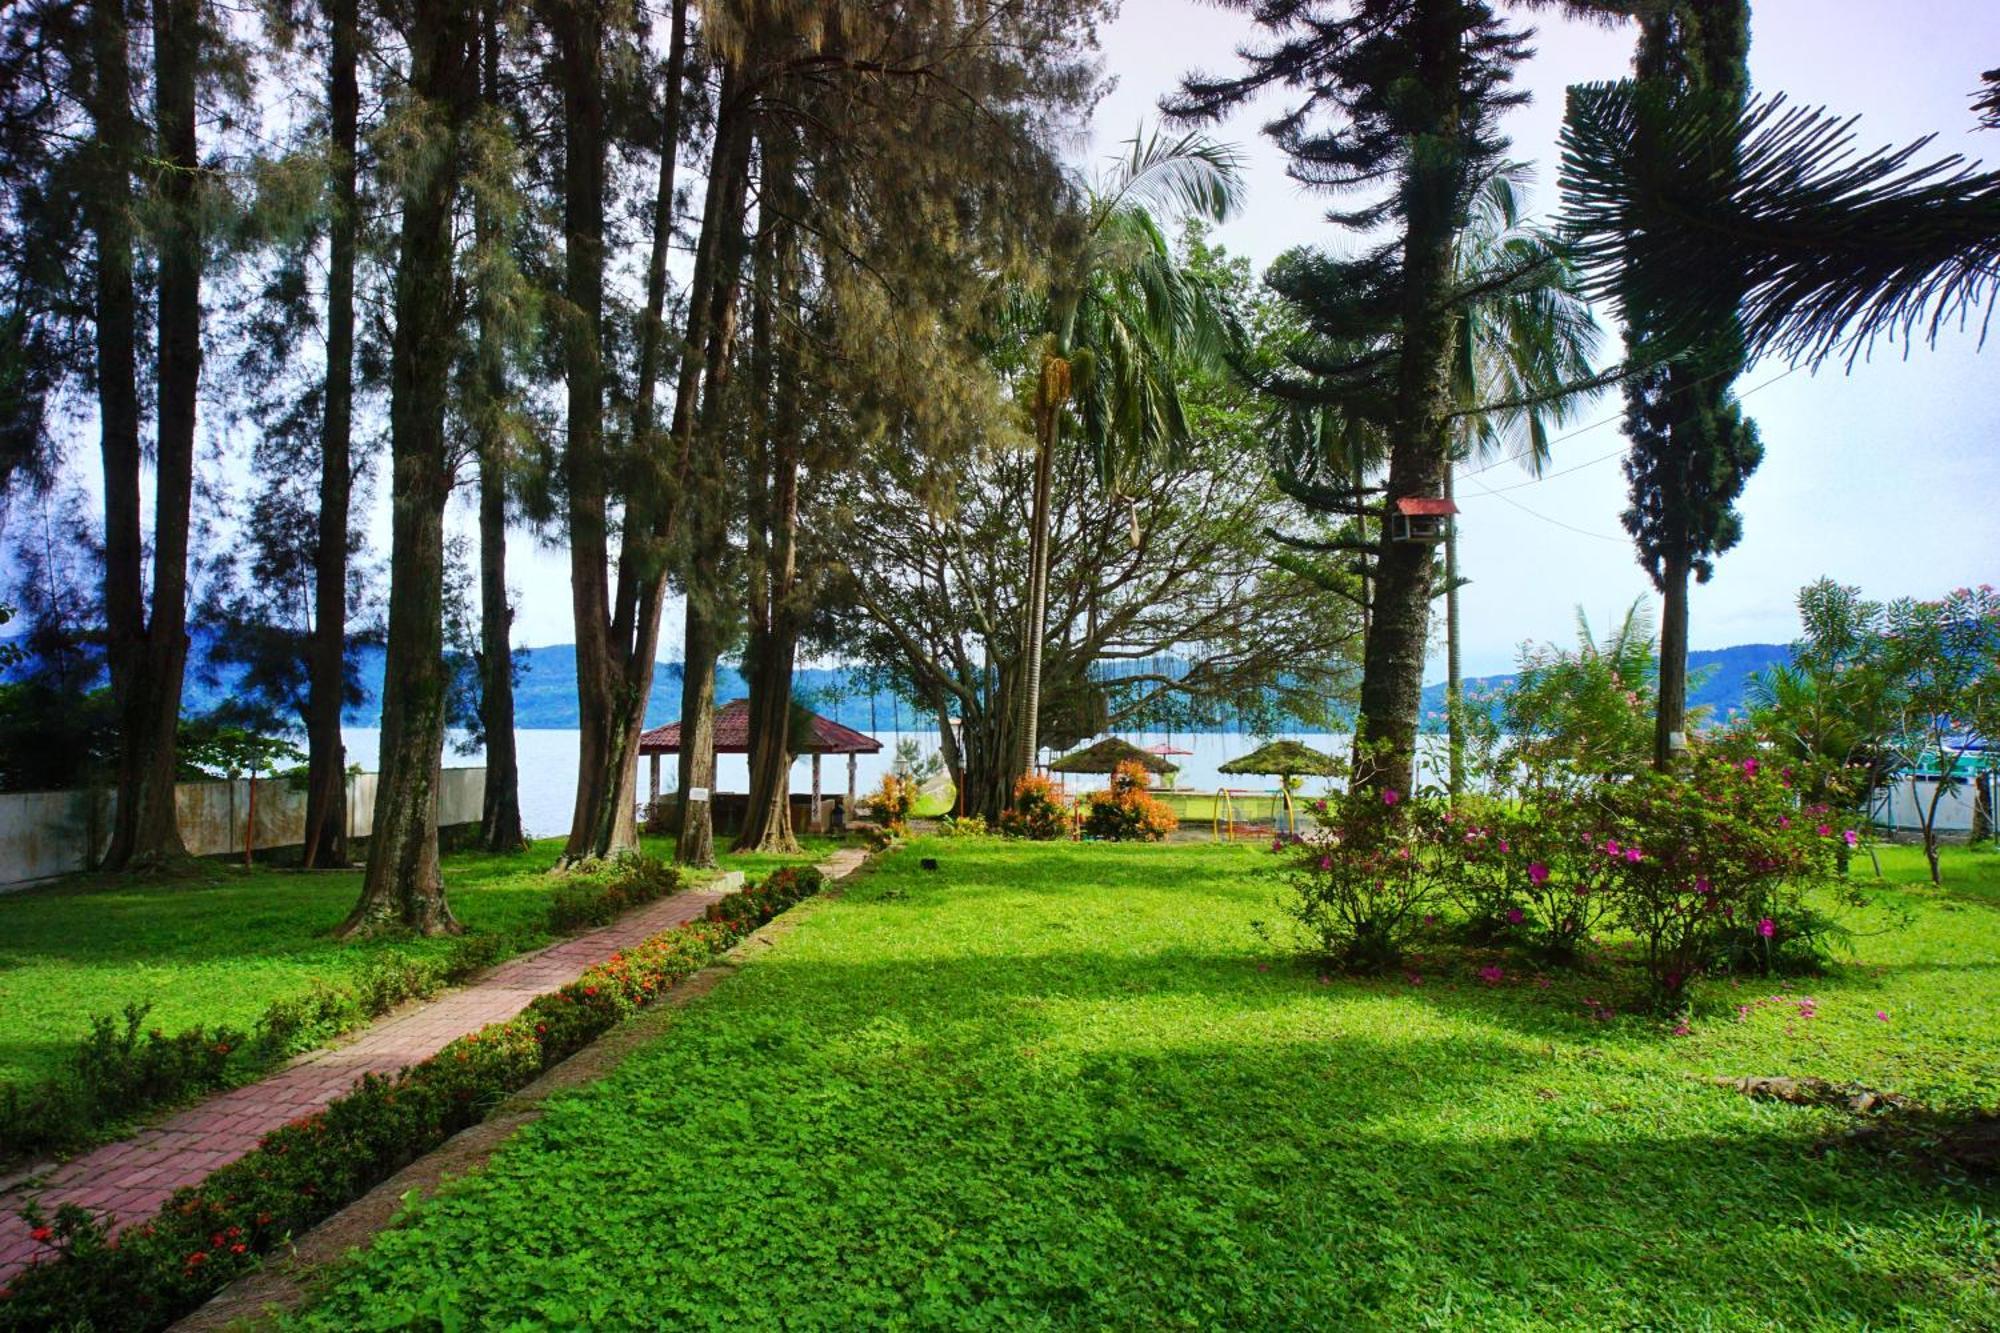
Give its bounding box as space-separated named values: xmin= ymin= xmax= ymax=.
xmin=1422 ymin=913 xmax=1437 ymax=927
xmin=1505 ymin=907 xmax=1525 ymax=925
xmin=1757 ymin=916 xmax=1776 ymax=939
xmin=1777 ymin=815 xmax=1791 ymax=830
xmin=1604 ymin=839 xmax=1620 ymax=856
xmin=1741 ymin=758 xmax=1759 ymax=776
xmin=1844 ymin=830 xmax=1859 ymax=848
xmin=1382 ymin=788 xmax=1401 ymax=806
xmin=1497 ymin=839 xmax=1510 ymax=854
xmin=1478 ymin=964 xmax=1505 ymax=985
xmin=1876 ymin=1010 xmax=1890 ymax=1022
xmin=1625 ymin=846 xmax=1642 ymax=864
xmin=1695 ymin=876 xmax=1713 ymax=895
xmin=1816 ymin=823 xmax=1832 ymax=837
xmin=1527 ymin=861 xmax=1549 ymax=886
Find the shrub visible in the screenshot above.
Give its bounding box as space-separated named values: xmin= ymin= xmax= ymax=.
xmin=1081 ymin=761 xmax=1178 ymax=842
xmin=0 ymin=871 xmax=831 ymax=1331
xmin=1598 ymin=753 xmax=1845 ymax=1009
xmin=936 ymin=813 xmax=989 ymax=838
xmin=870 ymin=773 xmax=918 ymax=832
xmin=1281 ymin=787 xmax=1450 ymax=973
xmin=548 ymin=854 xmax=683 ymax=933
xmin=1446 ymin=796 xmax=1621 ymax=961
xmin=1000 ymin=774 xmax=1069 ymax=840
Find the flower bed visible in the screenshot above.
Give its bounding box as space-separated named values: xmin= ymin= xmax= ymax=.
xmin=0 ymin=865 xmax=830 ymax=1332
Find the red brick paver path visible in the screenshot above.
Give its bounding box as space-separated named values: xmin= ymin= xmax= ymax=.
xmin=0 ymin=874 xmax=748 ymax=1280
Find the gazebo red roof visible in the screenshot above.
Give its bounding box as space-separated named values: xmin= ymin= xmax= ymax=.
xmin=638 ymin=698 xmax=882 ymax=756
xmin=1394 ymin=495 xmax=1459 ymax=517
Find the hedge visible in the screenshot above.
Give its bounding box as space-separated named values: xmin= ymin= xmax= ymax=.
xmin=0 ymin=864 xmax=829 ymax=1332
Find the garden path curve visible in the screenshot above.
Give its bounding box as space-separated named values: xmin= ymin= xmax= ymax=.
xmin=0 ymin=865 xmax=782 ymax=1281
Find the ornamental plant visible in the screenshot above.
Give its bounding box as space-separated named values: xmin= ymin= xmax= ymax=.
xmin=1282 ymin=787 xmax=1450 ymax=972
xmin=1599 ymin=751 xmax=1845 ymax=1009
xmin=1000 ymin=774 xmax=1070 ymax=840
xmin=1446 ymin=795 xmax=1621 ymax=961
xmin=1081 ymin=760 xmax=1178 ymax=842
xmin=870 ymin=773 xmax=918 ymax=832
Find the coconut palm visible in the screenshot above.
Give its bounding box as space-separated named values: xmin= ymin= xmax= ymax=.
xmin=1015 ymin=128 xmax=1246 ymax=786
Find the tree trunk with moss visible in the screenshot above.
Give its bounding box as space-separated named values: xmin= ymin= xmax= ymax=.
xmin=343 ymin=0 xmax=478 ymax=937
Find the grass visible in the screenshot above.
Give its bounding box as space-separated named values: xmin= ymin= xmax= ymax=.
xmin=292 ymin=836 xmax=2000 ymax=1330
xmin=716 ymin=832 xmax=854 ymax=881
xmin=0 ymin=833 xmax=744 ymax=1092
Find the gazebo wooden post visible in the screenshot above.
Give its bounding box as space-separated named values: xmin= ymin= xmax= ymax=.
xmin=847 ymin=753 xmax=856 ymax=808
xmin=649 ymin=753 xmax=661 ymax=803
xmin=811 ymin=753 xmax=823 ymax=832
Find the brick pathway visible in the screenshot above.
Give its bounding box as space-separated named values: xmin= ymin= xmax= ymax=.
xmin=0 ymin=874 xmax=748 ymax=1280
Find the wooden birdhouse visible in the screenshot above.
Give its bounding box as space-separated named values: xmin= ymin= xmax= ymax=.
xmin=1390 ymin=495 xmax=1457 ymax=543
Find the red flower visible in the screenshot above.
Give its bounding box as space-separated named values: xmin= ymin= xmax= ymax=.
xmin=29 ymin=1226 xmax=52 ymax=1243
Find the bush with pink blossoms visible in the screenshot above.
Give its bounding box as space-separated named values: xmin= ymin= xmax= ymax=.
xmin=1281 ymin=787 xmax=1451 ymax=972
xmin=1447 ymin=796 xmax=1622 ymax=962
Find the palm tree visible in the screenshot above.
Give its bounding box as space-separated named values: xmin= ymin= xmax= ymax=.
xmin=1442 ymin=166 xmax=1602 ymax=793
xmin=1015 ymin=128 xmax=1245 ymax=788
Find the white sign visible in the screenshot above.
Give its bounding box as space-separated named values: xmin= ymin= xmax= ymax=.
xmin=688 ymin=787 xmax=709 ymax=802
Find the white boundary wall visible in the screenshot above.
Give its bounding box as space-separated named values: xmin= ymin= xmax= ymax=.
xmin=1869 ymin=774 xmax=1990 ymax=835
xmin=0 ymin=767 xmax=485 ymax=889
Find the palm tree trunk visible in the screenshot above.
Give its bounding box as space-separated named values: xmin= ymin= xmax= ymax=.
xmin=1018 ymin=402 xmax=1057 ymax=788
xmin=343 ymin=0 xmax=477 ymax=937
xmin=304 ymin=0 xmax=358 ymax=869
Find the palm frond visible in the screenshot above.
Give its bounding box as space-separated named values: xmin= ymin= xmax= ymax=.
xmin=1561 ymin=80 xmax=2000 ymax=366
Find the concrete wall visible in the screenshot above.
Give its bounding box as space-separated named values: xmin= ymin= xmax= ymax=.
xmin=1869 ymin=774 xmax=1991 ymax=835
xmin=0 ymin=768 xmax=486 ymax=889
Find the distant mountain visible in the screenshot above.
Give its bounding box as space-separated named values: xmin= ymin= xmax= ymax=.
xmin=1416 ymin=642 xmax=1790 ymax=729
xmin=175 ymin=640 xmax=1794 ymax=733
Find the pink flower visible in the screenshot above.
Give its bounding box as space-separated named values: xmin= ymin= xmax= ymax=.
xmin=1478 ymin=965 xmax=1506 ymax=986
xmin=1741 ymin=758 xmax=1759 ymax=776
xmin=1876 ymin=1010 xmax=1890 ymax=1022
xmin=1844 ymin=830 xmax=1859 ymax=847
xmin=1777 ymin=816 xmax=1791 ymax=830
xmin=1625 ymin=846 xmax=1642 ymax=864
xmin=1318 ymin=854 xmax=1332 ymax=872
xmin=1382 ymin=788 xmax=1401 ymax=806
xmin=1505 ymin=907 xmax=1525 ymax=925
xmin=1757 ymin=917 xmax=1776 ymax=939
xmin=1816 ymin=823 xmax=1832 ymax=837
xmin=1672 ymin=1020 xmax=1691 ymax=1037
xmin=1528 ymin=861 xmax=1549 ymax=886
xmin=1498 ymin=840 xmax=1510 ymax=854
xmin=1422 ymin=913 xmax=1437 ymax=927
xmin=1695 ymin=877 xmax=1713 ymax=895
xmin=1604 ymin=839 xmax=1620 ymax=856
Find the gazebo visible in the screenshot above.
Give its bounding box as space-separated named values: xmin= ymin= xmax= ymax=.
xmin=1048 ymin=736 xmax=1180 ymax=777
xmin=638 ymin=698 xmax=882 ymax=830
xmin=1217 ymin=740 xmax=1342 ymax=779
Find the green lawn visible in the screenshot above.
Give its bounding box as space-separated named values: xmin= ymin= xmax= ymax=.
xmin=293 ymin=837 xmax=2000 ymax=1330
xmin=0 ymin=833 xmax=764 ymax=1091
xmin=716 ymin=833 xmax=855 ymax=881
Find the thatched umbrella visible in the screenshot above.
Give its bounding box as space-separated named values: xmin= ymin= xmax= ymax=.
xmin=1049 ymin=736 xmax=1179 ymax=776
xmin=1218 ymin=740 xmax=1341 ymax=779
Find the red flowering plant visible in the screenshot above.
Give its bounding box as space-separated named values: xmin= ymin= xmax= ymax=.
xmin=1281 ymin=785 xmax=1451 ymax=973
xmin=1081 ymin=761 xmax=1179 ymax=842
xmin=1446 ymin=795 xmax=1621 ymax=962
xmin=1599 ymin=750 xmax=1845 ymax=1009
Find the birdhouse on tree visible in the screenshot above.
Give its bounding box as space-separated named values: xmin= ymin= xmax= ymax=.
xmin=1390 ymin=495 xmax=1457 ymax=544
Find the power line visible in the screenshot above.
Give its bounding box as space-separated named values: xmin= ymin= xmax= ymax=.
xmin=1461 ymin=474 xmax=1629 ymax=543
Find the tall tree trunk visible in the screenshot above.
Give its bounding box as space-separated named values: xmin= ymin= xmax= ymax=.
xmin=1653 ymin=554 xmax=1691 ymax=770
xmin=474 ymin=0 xmax=523 ymax=854
xmin=304 ymin=0 xmax=359 ymax=869
xmin=86 ymin=0 xmax=143 ymax=868
xmin=562 ymin=6 xmax=711 ymax=863
xmin=1016 ymin=401 xmax=1057 ymax=793
xmin=557 ymin=0 xmax=617 ymax=865
xmin=106 ymin=0 xmax=201 ymax=870
xmin=674 ymin=602 xmax=720 ymax=868
xmin=1444 ymin=463 xmax=1463 ymax=799
xmin=1353 ymin=0 xmax=1461 ymax=799
xmin=343 ymin=0 xmax=477 ymax=937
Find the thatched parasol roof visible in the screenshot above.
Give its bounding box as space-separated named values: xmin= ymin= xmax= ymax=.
xmin=1048 ymin=736 xmax=1179 ymax=775
xmin=1217 ymin=740 xmax=1341 ymax=778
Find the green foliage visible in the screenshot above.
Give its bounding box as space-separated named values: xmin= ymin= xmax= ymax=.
xmin=0 ymin=873 xmax=830 ymax=1330
xmin=935 ymin=814 xmax=989 ymax=838
xmin=273 ymin=839 xmax=2000 ymax=1329
xmin=869 ymin=773 xmax=918 ymax=832
xmin=1080 ymin=760 xmax=1178 ymax=842
xmin=1281 ymin=786 xmax=1453 ymax=972
xmin=548 ymin=855 xmax=682 ymax=933
xmin=999 ymin=774 xmax=1068 ymax=841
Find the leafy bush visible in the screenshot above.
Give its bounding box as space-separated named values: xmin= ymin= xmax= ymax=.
xmin=1000 ymin=774 xmax=1069 ymax=841
xmin=1599 ymin=753 xmax=1845 ymax=1008
xmin=1081 ymin=761 xmax=1178 ymax=842
xmin=936 ymin=813 xmax=989 ymax=837
xmin=1446 ymin=796 xmax=1622 ymax=960
xmin=0 ymin=871 xmax=832 ymax=1331
xmin=548 ymin=854 xmax=683 ymax=933
xmin=1281 ymin=787 xmax=1450 ymax=972
xmin=870 ymin=773 xmax=918 ymax=832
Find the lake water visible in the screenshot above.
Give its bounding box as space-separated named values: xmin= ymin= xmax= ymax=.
xmin=341 ymin=727 xmax=1453 ymax=839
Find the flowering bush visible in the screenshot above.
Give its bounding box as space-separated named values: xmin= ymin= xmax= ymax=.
xmin=1281 ymin=787 xmax=1450 ymax=972
xmin=0 ymin=869 xmax=832 ymax=1331
xmin=1081 ymin=761 xmax=1178 ymax=842
xmin=1000 ymin=774 xmax=1070 ymax=841
xmin=1446 ymin=796 xmax=1621 ymax=961
xmin=936 ymin=813 xmax=989 ymax=837
xmin=1598 ymin=753 xmax=1846 ymax=1008
xmin=869 ymin=773 xmax=918 ymax=832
